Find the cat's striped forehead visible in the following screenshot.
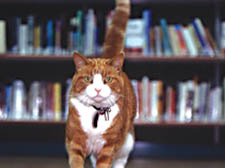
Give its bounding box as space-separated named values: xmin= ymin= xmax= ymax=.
xmin=87 ymin=58 xmax=113 ymax=74
xmin=88 ymin=58 xmax=111 ymax=66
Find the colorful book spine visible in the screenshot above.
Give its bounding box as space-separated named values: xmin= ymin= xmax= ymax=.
xmin=168 ymin=25 xmax=180 ymax=56
xmin=53 ymin=82 xmax=62 ymax=121
xmin=5 ymin=85 xmax=12 ymax=118
xmin=160 ymin=19 xmax=172 ymax=56
xmin=131 ymin=80 xmax=139 ymax=122
xmin=65 ymin=79 xmax=72 ymax=120
xmin=142 ymin=76 xmax=149 ymax=121
xmin=188 ymin=24 xmax=201 ymax=56
xmin=142 ymin=10 xmax=152 ymax=55
xmin=182 ymin=27 xmax=198 ymax=57
xmin=165 ymin=86 xmax=176 ymax=121
xmin=0 ymin=84 xmax=6 ymax=119
xmin=223 ymin=78 xmax=225 ymax=120
xmin=46 ymin=20 xmax=53 ymax=54
xmin=46 ymin=83 xmax=54 ymax=120
xmin=0 ymin=20 xmax=6 ymax=54
xmin=19 ymin=25 xmax=28 ymax=55
xmin=34 ymin=25 xmax=41 ymax=55
xmin=221 ymin=21 xmax=225 ymax=56
xmin=154 ymin=26 xmax=162 ymax=56
xmin=137 ymin=81 xmax=143 ymax=122
xmin=174 ymin=24 xmax=187 ymax=56
xmin=55 ymin=20 xmax=62 ymax=55
xmin=191 ymin=19 xmax=207 ymax=56
xmin=27 ymin=15 xmax=34 ymax=54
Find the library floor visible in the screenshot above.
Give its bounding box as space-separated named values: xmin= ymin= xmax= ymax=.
xmin=1 ymin=157 xmax=225 ymax=168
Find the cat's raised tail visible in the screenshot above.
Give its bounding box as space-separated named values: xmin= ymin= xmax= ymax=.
xmin=102 ymin=0 xmax=130 ymax=58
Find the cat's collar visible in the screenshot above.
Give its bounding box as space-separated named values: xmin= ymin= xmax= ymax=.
xmin=92 ymin=105 xmax=111 ymax=128
xmin=92 ymin=105 xmax=111 ymax=120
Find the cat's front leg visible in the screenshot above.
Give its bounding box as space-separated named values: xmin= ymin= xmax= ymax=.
xmin=66 ymin=138 xmax=86 ymax=168
xmin=96 ymin=144 xmax=116 ymax=168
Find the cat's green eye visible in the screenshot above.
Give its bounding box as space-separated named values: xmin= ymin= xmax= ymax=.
xmin=105 ymin=76 xmax=112 ymax=83
xmin=85 ymin=76 xmax=92 ymax=83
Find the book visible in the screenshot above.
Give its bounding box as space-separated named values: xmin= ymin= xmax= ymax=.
xmin=154 ymin=26 xmax=162 ymax=56
xmin=205 ymin=27 xmax=221 ymax=57
xmin=182 ymin=27 xmax=198 ymax=57
xmin=168 ymin=25 xmax=180 ymax=56
xmin=19 ymin=24 xmax=28 ymax=55
xmin=131 ymin=80 xmax=140 ymax=121
xmin=165 ymin=86 xmax=176 ymax=121
xmin=9 ymin=17 xmax=21 ymax=53
xmin=174 ymin=24 xmax=187 ymax=56
xmin=45 ymin=20 xmax=53 ymax=55
xmin=137 ymin=81 xmax=143 ymax=122
xmin=160 ymin=18 xmax=171 ymax=56
xmin=198 ymin=82 xmax=210 ymax=121
xmin=142 ymin=10 xmax=152 ymax=55
xmin=53 ymin=82 xmax=62 ymax=121
xmin=208 ymin=87 xmax=222 ymax=122
xmin=5 ymin=85 xmax=12 ymax=118
xmin=194 ymin=18 xmax=214 ymax=57
xmin=191 ymin=19 xmax=208 ymax=56
xmin=176 ymin=82 xmax=186 ymax=122
xmin=0 ymin=20 xmax=6 ymax=54
xmin=185 ymin=81 xmax=195 ymax=121
xmin=150 ymin=80 xmax=163 ymax=122
xmin=142 ymin=76 xmax=149 ymax=121
xmin=84 ymin=9 xmax=96 ymax=56
xmin=188 ymin=24 xmax=201 ymax=56
xmin=27 ymin=15 xmax=34 ymax=54
xmin=55 ymin=20 xmax=62 ymax=55
xmin=223 ymin=78 xmax=225 ymax=120
xmin=65 ymin=79 xmax=72 ymax=120
xmin=34 ymin=25 xmax=42 ymax=55
xmin=46 ymin=82 xmax=54 ymax=120
xmin=150 ymin=28 xmax=155 ymax=55
xmin=157 ymin=80 xmax=164 ymax=119
xmin=125 ymin=19 xmax=145 ymax=53
xmin=221 ymin=21 xmax=225 ymax=56
xmin=0 ymin=84 xmax=6 ymax=119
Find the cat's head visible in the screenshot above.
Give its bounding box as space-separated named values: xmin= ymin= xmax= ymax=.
xmin=71 ymin=52 xmax=125 ymax=107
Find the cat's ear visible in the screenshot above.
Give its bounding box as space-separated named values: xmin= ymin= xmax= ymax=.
xmin=111 ymin=52 xmax=125 ymax=71
xmin=73 ymin=52 xmax=88 ymax=71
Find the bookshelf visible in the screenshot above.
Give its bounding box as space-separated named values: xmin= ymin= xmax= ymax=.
xmin=0 ymin=0 xmax=225 ymax=156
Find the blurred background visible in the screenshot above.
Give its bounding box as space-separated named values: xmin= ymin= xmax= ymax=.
xmin=0 ymin=0 xmax=225 ymax=167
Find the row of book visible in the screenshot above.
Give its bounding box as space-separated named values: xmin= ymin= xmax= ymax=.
xmin=0 ymin=77 xmax=225 ymax=123
xmin=131 ymin=77 xmax=225 ymax=123
xmin=125 ymin=9 xmax=224 ymax=57
xmin=0 ymin=9 xmax=225 ymax=57
xmin=0 ymin=9 xmax=98 ymax=56
xmin=0 ymin=79 xmax=72 ymax=121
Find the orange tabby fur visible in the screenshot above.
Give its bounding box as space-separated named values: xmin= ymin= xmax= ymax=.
xmin=66 ymin=0 xmax=136 ymax=168
xmin=102 ymin=0 xmax=130 ymax=58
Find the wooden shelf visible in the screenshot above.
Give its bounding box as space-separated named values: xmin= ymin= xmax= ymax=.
xmin=0 ymin=0 xmax=217 ymax=5
xmin=0 ymin=54 xmax=224 ymax=63
xmin=0 ymin=54 xmax=73 ymax=61
xmin=1 ymin=119 xmax=225 ymax=127
xmin=0 ymin=119 xmax=66 ymax=125
xmin=126 ymin=55 xmax=225 ymax=63
xmin=135 ymin=121 xmax=225 ymax=127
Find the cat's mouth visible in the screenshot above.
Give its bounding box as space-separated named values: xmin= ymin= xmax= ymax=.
xmin=76 ymin=92 xmax=118 ymax=107
xmin=93 ymin=95 xmax=105 ymax=102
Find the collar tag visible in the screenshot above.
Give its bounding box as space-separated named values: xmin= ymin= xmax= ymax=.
xmin=92 ymin=106 xmax=111 ymax=128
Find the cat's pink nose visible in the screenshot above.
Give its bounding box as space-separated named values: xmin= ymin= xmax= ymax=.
xmin=95 ymin=88 xmax=101 ymax=93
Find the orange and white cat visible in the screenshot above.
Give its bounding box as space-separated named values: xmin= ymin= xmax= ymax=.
xmin=66 ymin=0 xmax=136 ymax=168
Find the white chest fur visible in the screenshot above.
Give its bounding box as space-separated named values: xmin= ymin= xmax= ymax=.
xmin=70 ymin=98 xmax=119 ymax=155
